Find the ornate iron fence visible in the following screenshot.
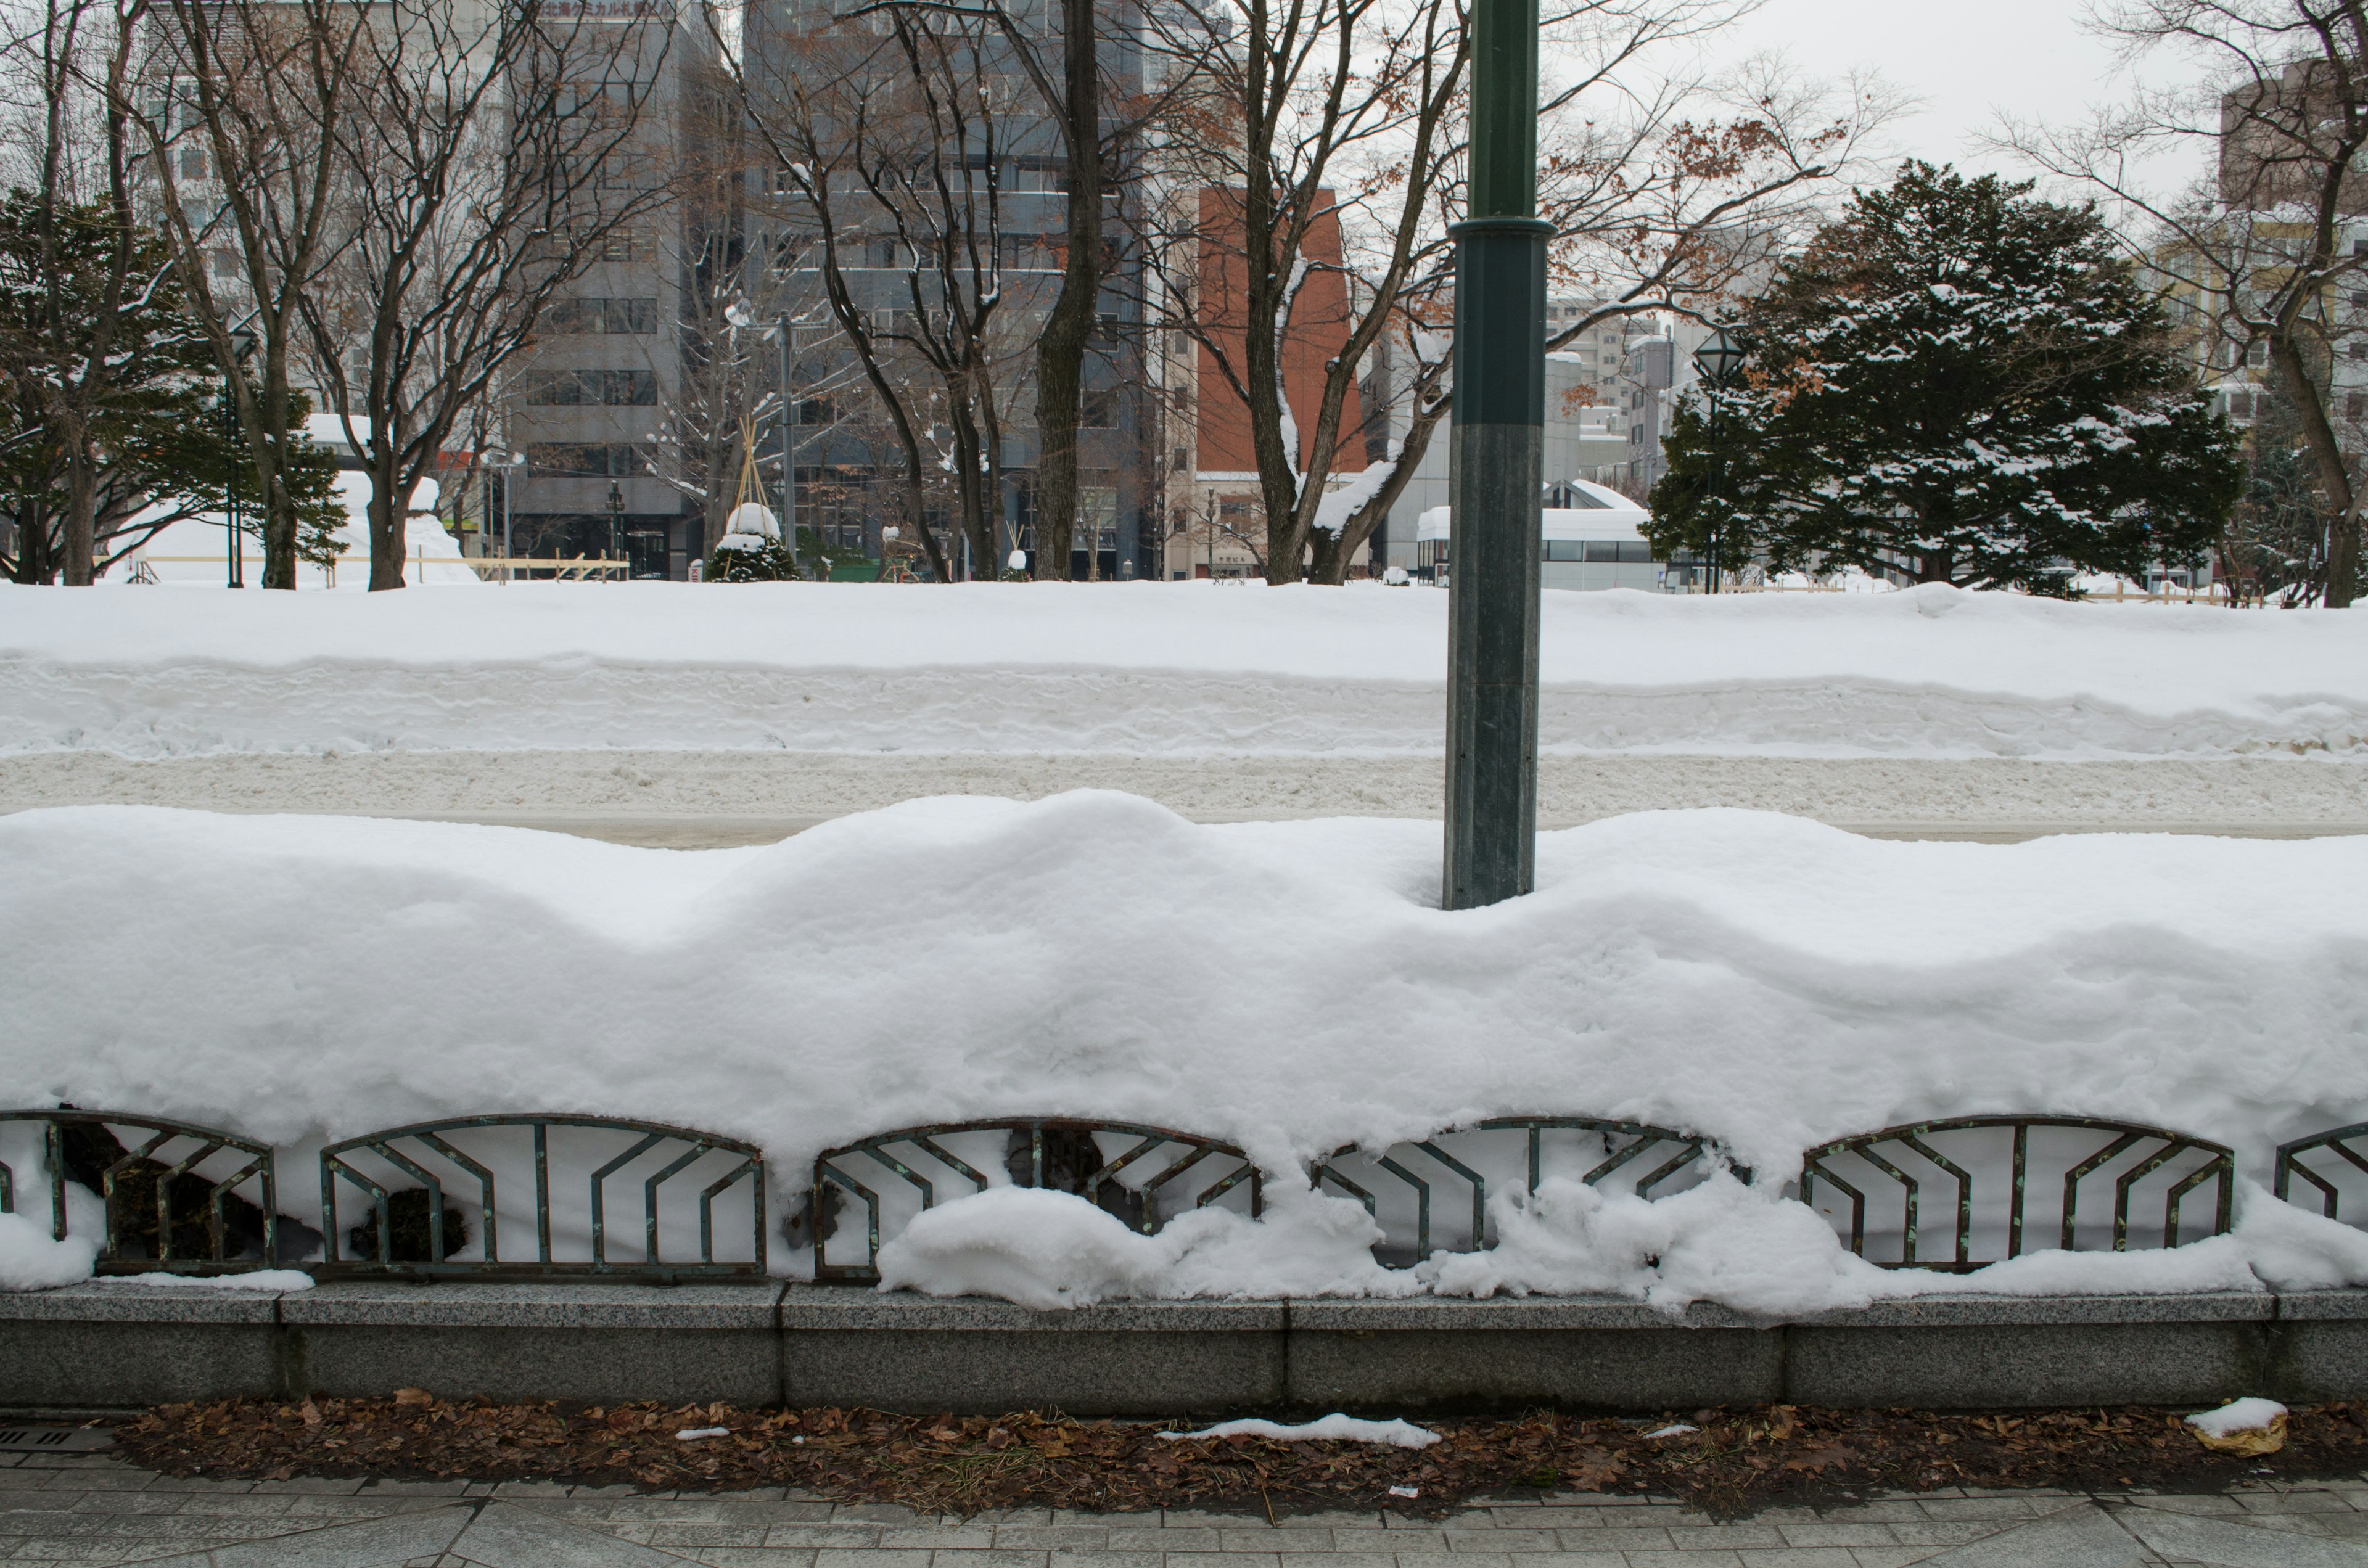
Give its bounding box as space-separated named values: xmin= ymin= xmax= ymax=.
xmin=1799 ymin=1115 xmax=2234 ymax=1270
xmin=811 ymin=1119 xmax=1261 ymax=1282
xmin=2275 ymin=1123 xmax=2368 ymax=1221
xmin=0 ymin=1109 xmax=279 ymax=1274
xmin=1313 ymin=1117 xmax=1724 ymax=1266
xmin=319 ymin=1115 xmax=765 ymax=1279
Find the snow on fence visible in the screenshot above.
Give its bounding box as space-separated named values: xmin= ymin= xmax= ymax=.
xmin=6 ymin=1105 xmax=2367 ymax=1289
xmin=1312 ymin=1119 xmax=1723 ymax=1268
xmin=811 ymin=1119 xmax=1262 ymax=1283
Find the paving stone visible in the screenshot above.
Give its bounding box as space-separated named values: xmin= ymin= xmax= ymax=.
xmin=990 ymin=1529 xmax=1113 ymax=1551
xmin=812 ymin=1551 xmax=932 ymax=1568
xmin=1775 ymin=1524 xmax=1898 ymax=1548
xmin=876 ymin=1529 xmax=998 ymax=1549
xmin=757 ymin=1526 xmax=890 ymax=1548
xmin=649 ymin=1525 xmax=773 ymax=1548
xmin=1910 ymin=1499 xmax=2047 ymax=1523
xmin=835 ymin=1506 xmax=927 ymax=1526
xmin=1615 ymin=1552 xmax=1744 ymax=1568
xmin=2235 ymin=1490 xmax=2354 ymax=1514
xmin=926 ymin=1551 xmax=1053 ymax=1568
xmin=1153 ymin=1554 xmax=1280 ymax=1568
xmin=672 ymin=1553 xmax=821 ymax=1567
xmin=1906 ymin=1503 xmax=2139 ymax=1566
xmin=2121 ymin=1505 xmax=2368 ymax=1567
xmin=1107 ymin=1529 xmax=1215 ymax=1554
xmin=1740 ymin=1551 xmax=1864 ymax=1568
xmin=1045 ymin=1551 xmax=1164 ymax=1568
xmin=1440 ymin=1530 xmax=1560 ymax=1553
xmin=1277 ymin=1553 xmax=1396 ymax=1568
xmin=1550 ymin=1527 xmax=1677 ymax=1553
xmin=1879 ymin=1524 xmax=1994 ymax=1549
xmin=1380 ymin=1553 xmax=1515 ymax=1568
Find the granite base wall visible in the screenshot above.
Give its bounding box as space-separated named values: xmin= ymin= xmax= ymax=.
xmin=9 ymin=1283 xmax=2368 ymax=1415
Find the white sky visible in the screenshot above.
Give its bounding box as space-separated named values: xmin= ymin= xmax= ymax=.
xmin=1707 ymin=0 xmax=2215 ymax=195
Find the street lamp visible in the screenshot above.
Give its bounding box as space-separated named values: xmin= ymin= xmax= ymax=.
xmin=495 ymin=449 xmax=527 ymax=583
xmin=221 ymin=325 xmax=257 ymax=589
xmin=1440 ymin=0 xmax=1549 ymax=910
xmin=1690 ymin=325 xmax=1747 ymax=595
xmin=607 ymin=480 xmax=624 ymax=577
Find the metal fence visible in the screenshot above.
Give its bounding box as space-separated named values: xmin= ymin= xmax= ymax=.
xmin=1799 ymin=1116 xmax=2234 ymax=1270
xmin=0 ymin=1110 xmax=279 ymax=1275
xmin=319 ymin=1115 xmax=766 ymax=1280
xmin=811 ymin=1119 xmax=1261 ymax=1282
xmin=1314 ymin=1117 xmax=1726 ymax=1266
xmin=2 ymin=1101 xmax=2350 ymax=1283
xmin=2276 ymin=1123 xmax=2368 ymax=1220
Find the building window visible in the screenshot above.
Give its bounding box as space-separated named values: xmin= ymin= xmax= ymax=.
xmin=526 ymin=443 xmax=639 ymax=476
xmin=521 ymin=369 xmax=656 ymax=406
xmin=546 ymin=297 xmax=659 ymax=334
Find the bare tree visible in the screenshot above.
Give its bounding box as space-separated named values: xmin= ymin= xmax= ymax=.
xmin=295 ymin=0 xmax=675 ymax=589
xmin=2007 ymin=0 xmax=2368 ymax=605
xmin=133 ymin=0 xmax=369 ymax=588
xmin=1153 ymin=0 xmax=1887 ymax=584
xmin=712 ymin=7 xmax=1048 ymax=581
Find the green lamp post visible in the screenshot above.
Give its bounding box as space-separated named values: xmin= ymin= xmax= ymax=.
xmin=1441 ymin=0 xmax=1549 ymax=909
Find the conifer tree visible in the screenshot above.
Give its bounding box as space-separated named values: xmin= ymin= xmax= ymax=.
xmin=1647 ymin=163 xmax=2243 ymax=594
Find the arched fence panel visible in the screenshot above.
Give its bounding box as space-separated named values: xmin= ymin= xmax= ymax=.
xmin=2276 ymin=1123 xmax=2368 ymax=1222
xmin=319 ymin=1115 xmax=765 ymax=1280
xmin=1313 ymin=1118 xmax=1726 ymax=1268
xmin=0 ymin=1109 xmax=281 ymax=1275
xmin=1799 ymin=1116 xmax=2233 ymax=1270
xmin=811 ymin=1119 xmax=1261 ymax=1282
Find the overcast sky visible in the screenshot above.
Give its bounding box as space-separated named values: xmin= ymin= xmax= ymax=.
xmin=1704 ymin=0 xmax=2214 ymax=195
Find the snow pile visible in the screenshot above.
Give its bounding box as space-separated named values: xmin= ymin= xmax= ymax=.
xmin=1162 ymin=1415 xmax=1438 ymax=1448
xmin=876 ymin=1188 xmax=1408 ymax=1308
xmin=0 ymin=1213 xmax=99 ymax=1293
xmin=8 ymin=582 xmax=2368 ymax=758
xmin=8 ymin=795 xmax=2368 ymax=1307
xmin=125 ymin=474 xmax=480 ymax=590
xmin=2185 ymin=1399 xmax=2288 ymax=1440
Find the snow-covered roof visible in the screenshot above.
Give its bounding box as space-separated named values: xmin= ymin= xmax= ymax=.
xmin=1416 ymin=483 xmax=1650 ymax=542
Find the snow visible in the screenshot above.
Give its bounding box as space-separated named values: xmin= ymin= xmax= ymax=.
xmin=122 ymin=474 xmax=480 ymax=589
xmin=7 ymin=583 xmax=2368 ymax=760
xmin=676 ymin=1427 xmax=733 ymax=1440
xmin=0 ymin=1213 xmax=99 ymax=1293
xmin=877 ymin=1188 xmax=1408 ymax=1308
xmin=9 ymin=795 xmax=2368 ymax=1308
xmin=2185 ymin=1399 xmax=2287 ymax=1439
xmin=90 ymin=1270 xmax=316 ymax=1292
xmin=1162 ymin=1415 xmax=1439 ymax=1449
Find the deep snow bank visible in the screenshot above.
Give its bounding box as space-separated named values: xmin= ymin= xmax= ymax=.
xmin=7 ymin=582 xmax=2367 ymax=759
xmin=7 ymin=795 xmax=2368 ymax=1307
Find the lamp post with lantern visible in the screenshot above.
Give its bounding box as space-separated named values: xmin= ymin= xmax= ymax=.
xmin=1690 ymin=326 xmax=1747 ymax=594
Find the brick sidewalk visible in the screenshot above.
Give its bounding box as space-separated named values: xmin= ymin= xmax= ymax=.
xmin=6 ymin=1448 xmax=2368 ymax=1566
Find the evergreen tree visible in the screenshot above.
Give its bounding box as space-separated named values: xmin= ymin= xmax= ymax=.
xmin=1647 ymin=163 xmax=2243 ymax=594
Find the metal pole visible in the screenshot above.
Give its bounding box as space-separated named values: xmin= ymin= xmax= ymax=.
xmin=502 ymin=459 xmax=513 ymax=583
xmin=1441 ymin=0 xmax=1547 ymax=910
xmin=779 ymin=316 xmax=799 ymax=575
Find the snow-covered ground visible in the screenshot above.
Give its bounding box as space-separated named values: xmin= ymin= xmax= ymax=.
xmin=8 ymin=796 xmax=2368 ymax=1309
xmin=8 ymin=581 xmax=2368 ymax=760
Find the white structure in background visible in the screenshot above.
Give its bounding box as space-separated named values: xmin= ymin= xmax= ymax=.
xmin=117 ymin=414 xmax=480 ymax=587
xmin=1373 ymin=355 xmax=1632 ymax=573
xmin=1413 ymin=481 xmax=1668 ymax=592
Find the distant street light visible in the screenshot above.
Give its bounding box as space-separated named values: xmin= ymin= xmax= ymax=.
xmin=1690 ymin=325 xmax=1748 ymax=594
xmin=607 ymin=480 xmax=624 ymax=575
xmin=222 ymin=325 xmax=257 ymax=589
xmin=495 ymin=449 xmax=527 ymax=583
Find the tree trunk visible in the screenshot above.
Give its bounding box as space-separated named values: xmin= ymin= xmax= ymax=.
xmin=59 ymin=422 xmax=96 ymax=585
xmin=1028 ymin=0 xmax=1101 ymax=582
xmin=2269 ymin=337 xmax=2356 ymax=608
xmin=365 ymin=443 xmax=408 ymax=591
